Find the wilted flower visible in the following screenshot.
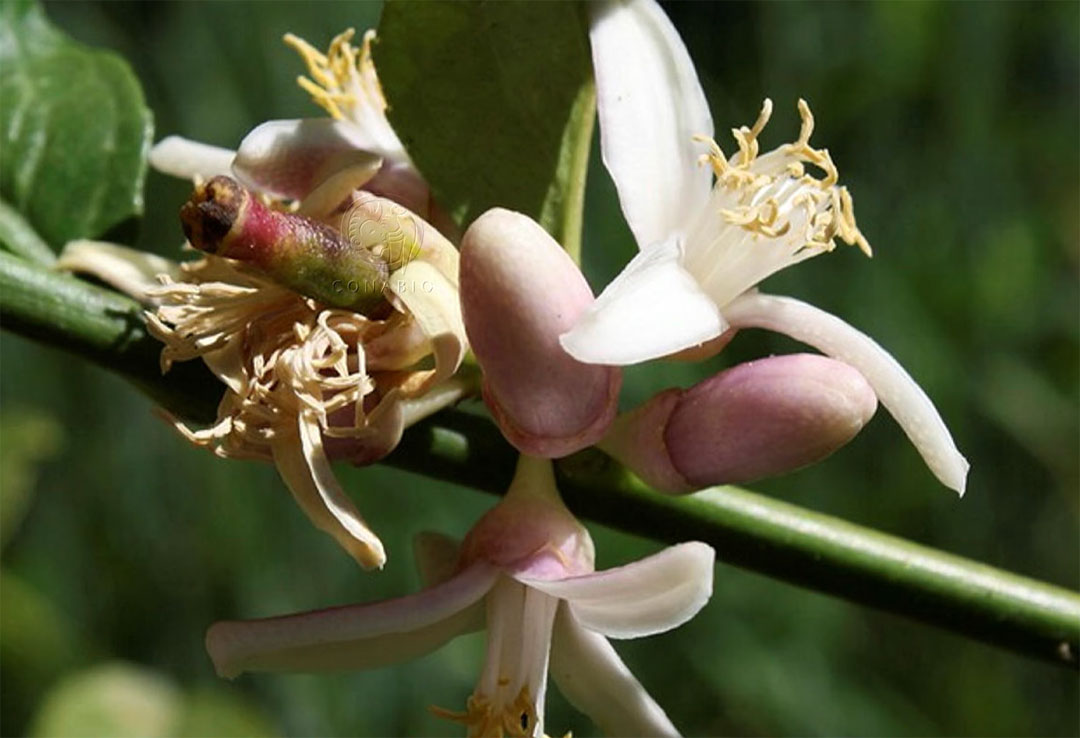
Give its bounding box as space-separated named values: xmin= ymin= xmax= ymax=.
xmin=145 ymin=178 xmax=465 ymax=571
xmin=206 ymin=455 xmax=714 ymax=737
xmin=150 ymin=28 xmax=433 ymax=225
xmin=61 ymin=29 xmax=470 ymax=570
xmin=561 ymin=0 xmax=968 ymax=495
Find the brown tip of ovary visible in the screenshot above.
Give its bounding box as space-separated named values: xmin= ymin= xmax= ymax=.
xmin=180 ymin=176 xmax=249 ymax=255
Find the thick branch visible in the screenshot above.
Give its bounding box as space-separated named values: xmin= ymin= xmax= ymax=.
xmin=3 ymin=253 xmax=1078 ymax=669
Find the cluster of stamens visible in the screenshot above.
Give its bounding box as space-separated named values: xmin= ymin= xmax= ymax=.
xmin=693 ymin=99 xmax=872 ymax=257
xmin=431 ymin=687 xmax=543 ymax=738
xmin=145 ymin=256 xmax=420 ymax=461
xmin=285 ymin=28 xmax=385 ymax=123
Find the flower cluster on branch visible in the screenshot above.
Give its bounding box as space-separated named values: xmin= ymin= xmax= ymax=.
xmin=59 ymin=1 xmax=968 ymax=735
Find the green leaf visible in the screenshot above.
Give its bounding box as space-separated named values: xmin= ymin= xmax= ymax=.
xmin=375 ymin=1 xmax=595 ymax=254
xmin=0 ymin=0 xmax=153 ymax=249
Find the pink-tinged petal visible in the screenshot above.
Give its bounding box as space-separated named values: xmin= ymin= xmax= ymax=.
xmin=550 ymin=605 xmax=680 ymax=738
xmin=206 ymin=562 xmax=497 ymax=678
xmin=321 ymin=397 xmax=405 ymax=468
xmin=590 ymin=0 xmax=713 ymax=250
xmin=606 ymin=354 xmax=877 ymax=493
xmin=232 ymin=119 xmax=381 ymax=208
xmin=723 ymin=292 xmax=970 ymax=496
xmin=461 ymin=209 xmax=621 ymax=457
xmin=364 ymin=160 xmax=432 ymax=221
xmin=519 ymin=542 xmax=714 ymax=639
xmin=560 ymin=238 xmax=726 ymax=365
xmin=149 ymin=136 xmax=235 ymax=181
xmin=270 ymin=411 xmax=386 ymax=569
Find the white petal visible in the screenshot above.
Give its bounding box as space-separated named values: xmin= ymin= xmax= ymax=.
xmin=590 ymin=0 xmax=713 ymax=249
xmin=559 ymin=239 xmax=726 ymax=365
xmin=519 ymin=542 xmax=714 ymax=639
xmin=206 ymin=562 xmax=496 ymax=678
xmin=55 ymin=240 xmax=181 ymax=303
xmin=149 ymin=136 xmax=235 ymax=181
xmin=388 ymin=260 xmax=467 ymax=393
xmin=232 ymin=119 xmax=382 ymax=212
xmin=723 ymin=291 xmax=970 ymax=495
xmin=269 ymin=411 xmax=386 ymax=569
xmin=550 ymin=606 xmax=680 ymax=738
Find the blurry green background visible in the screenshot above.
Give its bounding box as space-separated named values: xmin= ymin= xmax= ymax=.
xmin=2 ymin=1 xmax=1077 ymax=735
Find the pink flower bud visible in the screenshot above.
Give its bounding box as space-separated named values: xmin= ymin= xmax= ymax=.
xmin=601 ymin=354 xmax=878 ymax=492
xmin=461 ymin=209 xmax=621 ymax=457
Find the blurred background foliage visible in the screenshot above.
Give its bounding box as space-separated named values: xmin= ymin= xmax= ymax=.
xmin=1 ymin=1 xmax=1077 ymax=735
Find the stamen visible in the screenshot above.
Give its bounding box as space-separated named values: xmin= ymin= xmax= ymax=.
xmin=795 ymin=97 xmax=815 ymax=147
xmin=285 ymin=29 xmax=366 ymax=121
xmin=283 ymin=33 xmax=333 ymax=87
xmin=692 ymin=99 xmax=873 ymax=257
xmin=731 ymin=98 xmax=773 ymax=166
xmin=147 ymin=254 xmax=439 ymax=468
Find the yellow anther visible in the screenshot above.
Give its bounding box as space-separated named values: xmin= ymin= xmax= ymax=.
xmin=795 ymin=98 xmax=815 ymax=147
xmin=751 ymin=98 xmax=774 ymax=140
xmin=285 ymin=28 xmax=385 ymax=123
xmin=284 ymin=34 xmax=334 ymax=89
xmin=731 ymin=98 xmax=773 ymax=166
xmin=721 ymin=199 xmax=790 ymax=238
xmin=432 ymin=688 xmax=539 ymax=738
xmin=693 ymin=133 xmax=730 ymax=178
xmin=838 ymin=187 xmax=872 ymax=256
xmin=295 ymin=76 xmax=345 ymax=120
xmin=691 ymin=98 xmax=871 ymax=257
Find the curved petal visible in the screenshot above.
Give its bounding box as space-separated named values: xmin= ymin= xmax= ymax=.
xmin=550 ymin=606 xmax=680 ymax=738
xmin=149 ymin=136 xmax=235 ymax=181
xmin=590 ymin=0 xmax=713 ymax=249
xmin=723 ymin=291 xmax=969 ymax=496
xmin=206 ymin=562 xmax=497 ymax=678
xmin=232 ymin=119 xmax=382 ymax=211
xmin=270 ymin=411 xmax=386 ymax=570
xmin=518 ymin=542 xmax=714 ymax=639
xmin=55 ymin=240 xmax=182 ymax=304
xmin=560 ymin=239 xmax=725 ymax=365
xmin=388 ymin=260 xmax=467 ymax=393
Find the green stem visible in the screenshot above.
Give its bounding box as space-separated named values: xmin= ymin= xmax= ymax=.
xmin=554 ymin=77 xmax=596 ymax=265
xmin=0 ymin=199 xmax=56 ymax=266
xmin=0 ymin=252 xmax=219 ymax=423
xmin=2 ymin=254 xmax=1079 ymax=669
